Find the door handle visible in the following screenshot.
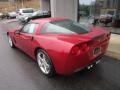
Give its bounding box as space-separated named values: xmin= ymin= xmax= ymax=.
xmin=31 ymin=36 xmax=34 ymax=41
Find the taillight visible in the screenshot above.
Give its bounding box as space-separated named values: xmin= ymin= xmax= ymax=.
xmin=19 ymin=12 xmax=22 ymax=15
xmin=71 ymin=43 xmax=89 ymax=55
xmin=71 ymin=46 xmax=80 ymax=55
xmin=79 ymin=43 xmax=89 ymax=52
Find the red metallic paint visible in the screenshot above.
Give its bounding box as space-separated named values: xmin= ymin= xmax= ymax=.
xmin=7 ymin=17 xmax=111 ymax=75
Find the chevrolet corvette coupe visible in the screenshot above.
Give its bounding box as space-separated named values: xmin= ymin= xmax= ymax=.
xmin=7 ymin=17 xmax=111 ymax=77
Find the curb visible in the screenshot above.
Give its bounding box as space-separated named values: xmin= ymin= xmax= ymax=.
xmin=0 ymin=19 xmax=18 ymax=24
xmin=106 ymin=50 xmax=120 ymax=60
xmin=4 ymin=19 xmax=18 ymax=23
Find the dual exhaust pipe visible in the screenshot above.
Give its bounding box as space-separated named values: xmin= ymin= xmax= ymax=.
xmin=87 ymin=64 xmax=93 ymax=70
xmin=87 ymin=60 xmax=101 ymax=70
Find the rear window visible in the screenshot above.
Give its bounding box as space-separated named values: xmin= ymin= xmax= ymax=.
xmin=41 ymin=19 xmax=90 ymax=34
xmin=22 ymin=9 xmax=34 ymax=13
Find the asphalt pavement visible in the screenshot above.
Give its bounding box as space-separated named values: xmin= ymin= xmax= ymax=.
xmin=0 ymin=20 xmax=120 ymax=90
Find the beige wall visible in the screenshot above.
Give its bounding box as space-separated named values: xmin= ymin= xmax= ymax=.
xmin=0 ymin=2 xmax=15 ymax=13
xmin=0 ymin=0 xmax=40 ymax=13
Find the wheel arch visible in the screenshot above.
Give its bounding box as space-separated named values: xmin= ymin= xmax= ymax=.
xmin=34 ymin=47 xmax=56 ymax=75
xmin=34 ymin=47 xmax=43 ymax=59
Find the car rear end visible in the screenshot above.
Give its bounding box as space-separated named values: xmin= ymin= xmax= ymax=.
xmin=16 ymin=8 xmax=34 ymax=21
xmin=39 ymin=18 xmax=111 ymax=75
xmin=64 ymin=29 xmax=111 ymax=75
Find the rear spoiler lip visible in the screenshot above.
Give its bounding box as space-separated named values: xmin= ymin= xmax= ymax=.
xmin=74 ymin=33 xmax=107 ymax=46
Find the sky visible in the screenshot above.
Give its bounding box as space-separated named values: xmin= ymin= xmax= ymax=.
xmin=80 ymin=0 xmax=95 ymax=5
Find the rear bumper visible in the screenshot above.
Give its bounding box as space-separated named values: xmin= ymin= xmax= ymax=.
xmin=61 ymin=53 xmax=104 ymax=75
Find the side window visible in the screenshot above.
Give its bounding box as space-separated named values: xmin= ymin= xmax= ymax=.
xmin=21 ymin=24 xmax=30 ymax=33
xmin=28 ymin=23 xmax=37 ymax=34
xmin=41 ymin=23 xmax=49 ymax=34
xmin=21 ymin=23 xmax=38 ymax=34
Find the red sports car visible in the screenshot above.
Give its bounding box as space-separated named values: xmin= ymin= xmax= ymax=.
xmin=7 ymin=17 xmax=111 ymax=77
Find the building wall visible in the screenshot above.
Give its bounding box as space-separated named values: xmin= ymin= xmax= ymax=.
xmin=0 ymin=1 xmax=14 ymax=13
xmin=90 ymin=0 xmax=104 ymax=16
xmin=0 ymin=0 xmax=40 ymax=13
xmin=99 ymin=0 xmax=120 ymax=15
xmin=12 ymin=0 xmax=40 ymax=10
xmin=0 ymin=0 xmax=8 ymax=1
xmin=91 ymin=0 xmax=120 ymax=16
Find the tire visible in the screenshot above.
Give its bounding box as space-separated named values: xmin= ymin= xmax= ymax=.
xmin=8 ymin=36 xmax=15 ymax=48
xmin=36 ymin=49 xmax=55 ymax=77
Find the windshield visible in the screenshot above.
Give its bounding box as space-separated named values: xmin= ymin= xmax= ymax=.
xmin=41 ymin=19 xmax=91 ymax=34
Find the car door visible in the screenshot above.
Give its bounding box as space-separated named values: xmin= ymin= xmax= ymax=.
xmin=17 ymin=23 xmax=38 ymax=56
xmin=14 ymin=23 xmax=38 ymax=55
xmin=13 ymin=25 xmax=28 ymax=50
xmin=14 ymin=23 xmax=31 ymax=50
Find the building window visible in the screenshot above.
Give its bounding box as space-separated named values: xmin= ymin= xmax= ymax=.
xmin=106 ymin=0 xmax=110 ymax=8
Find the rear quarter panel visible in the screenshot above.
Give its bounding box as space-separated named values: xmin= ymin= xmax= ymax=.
xmin=34 ymin=35 xmax=74 ymax=74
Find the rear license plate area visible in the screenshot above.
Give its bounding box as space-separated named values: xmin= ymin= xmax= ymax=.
xmin=93 ymin=47 xmax=101 ymax=55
